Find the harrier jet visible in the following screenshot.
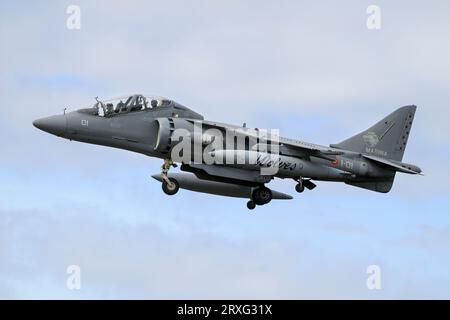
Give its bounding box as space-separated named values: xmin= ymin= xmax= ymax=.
xmin=33 ymin=94 xmax=422 ymax=210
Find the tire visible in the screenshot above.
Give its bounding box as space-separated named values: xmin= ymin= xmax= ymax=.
xmin=295 ymin=183 xmax=305 ymax=193
xmin=252 ymin=187 xmax=273 ymax=205
xmin=247 ymin=200 xmax=256 ymax=210
xmin=162 ymin=178 xmax=179 ymax=195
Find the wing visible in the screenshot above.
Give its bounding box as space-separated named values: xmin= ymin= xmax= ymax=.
xmin=189 ymin=119 xmax=343 ymax=161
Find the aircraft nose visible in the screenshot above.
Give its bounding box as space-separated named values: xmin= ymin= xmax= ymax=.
xmin=33 ymin=115 xmax=67 ymax=136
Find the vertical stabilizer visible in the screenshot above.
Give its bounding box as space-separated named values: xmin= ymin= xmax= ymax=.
xmin=331 ymin=105 xmax=417 ymax=161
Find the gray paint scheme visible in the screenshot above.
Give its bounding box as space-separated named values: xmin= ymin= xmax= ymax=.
xmin=32 ymin=94 xmax=422 ymax=209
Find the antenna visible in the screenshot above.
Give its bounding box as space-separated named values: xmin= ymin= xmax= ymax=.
xmin=63 ymin=107 xmax=67 ymax=115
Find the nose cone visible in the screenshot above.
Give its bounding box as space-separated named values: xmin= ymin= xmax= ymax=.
xmin=33 ymin=115 xmax=67 ymax=136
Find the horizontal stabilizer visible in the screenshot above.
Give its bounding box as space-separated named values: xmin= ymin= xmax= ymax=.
xmin=362 ymin=154 xmax=422 ymax=174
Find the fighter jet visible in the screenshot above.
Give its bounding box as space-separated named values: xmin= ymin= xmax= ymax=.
xmin=33 ymin=94 xmax=422 ymax=210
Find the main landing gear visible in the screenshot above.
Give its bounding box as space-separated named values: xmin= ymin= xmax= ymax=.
xmin=294 ymin=177 xmax=317 ymax=193
xmin=247 ymin=200 xmax=256 ymax=210
xmin=161 ymin=159 xmax=179 ymax=195
xmin=247 ymin=186 xmax=273 ymax=210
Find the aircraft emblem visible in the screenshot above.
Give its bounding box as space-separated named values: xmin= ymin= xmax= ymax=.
xmin=363 ymin=131 xmax=379 ymax=148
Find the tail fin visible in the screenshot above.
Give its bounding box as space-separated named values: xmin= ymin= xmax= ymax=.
xmin=331 ymin=105 xmax=417 ymax=161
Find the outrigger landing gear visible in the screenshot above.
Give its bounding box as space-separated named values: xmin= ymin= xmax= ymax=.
xmin=161 ymin=159 xmax=179 ymax=195
xmin=247 ymin=186 xmax=273 ymax=210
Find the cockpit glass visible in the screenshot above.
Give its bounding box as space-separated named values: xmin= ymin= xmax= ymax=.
xmin=90 ymin=94 xmax=173 ymax=117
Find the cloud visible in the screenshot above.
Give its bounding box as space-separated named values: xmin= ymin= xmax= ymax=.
xmin=5 ymin=206 xmax=448 ymax=300
xmin=0 ymin=208 xmax=360 ymax=299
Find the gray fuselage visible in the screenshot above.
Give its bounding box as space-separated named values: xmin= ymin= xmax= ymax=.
xmin=34 ymin=104 xmax=392 ymax=185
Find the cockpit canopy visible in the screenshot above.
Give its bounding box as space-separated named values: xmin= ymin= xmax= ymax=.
xmin=77 ymin=94 xmax=204 ymax=120
xmin=79 ymin=94 xmax=180 ymax=117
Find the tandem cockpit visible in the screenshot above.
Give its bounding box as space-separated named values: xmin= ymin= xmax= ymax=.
xmin=77 ymin=94 xmax=204 ymax=120
xmin=78 ymin=94 xmax=174 ymax=117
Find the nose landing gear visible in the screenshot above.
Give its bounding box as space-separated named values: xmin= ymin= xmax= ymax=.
xmin=161 ymin=159 xmax=179 ymax=195
xmin=162 ymin=177 xmax=179 ymax=195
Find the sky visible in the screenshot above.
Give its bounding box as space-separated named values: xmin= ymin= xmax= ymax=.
xmin=0 ymin=0 xmax=450 ymax=299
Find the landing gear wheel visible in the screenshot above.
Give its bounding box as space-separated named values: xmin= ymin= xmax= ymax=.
xmin=295 ymin=183 xmax=305 ymax=193
xmin=252 ymin=187 xmax=273 ymax=205
xmin=162 ymin=178 xmax=179 ymax=195
xmin=160 ymin=158 xmax=178 ymax=195
xmin=247 ymin=200 xmax=256 ymax=210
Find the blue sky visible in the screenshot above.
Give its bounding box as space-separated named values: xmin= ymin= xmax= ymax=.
xmin=1 ymin=0 xmax=450 ymax=299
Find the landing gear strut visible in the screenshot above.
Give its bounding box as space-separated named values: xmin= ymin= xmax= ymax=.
xmin=161 ymin=159 xmax=179 ymax=195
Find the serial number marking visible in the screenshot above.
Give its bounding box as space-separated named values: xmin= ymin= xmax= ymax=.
xmin=221 ymin=304 xmax=272 ymax=316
